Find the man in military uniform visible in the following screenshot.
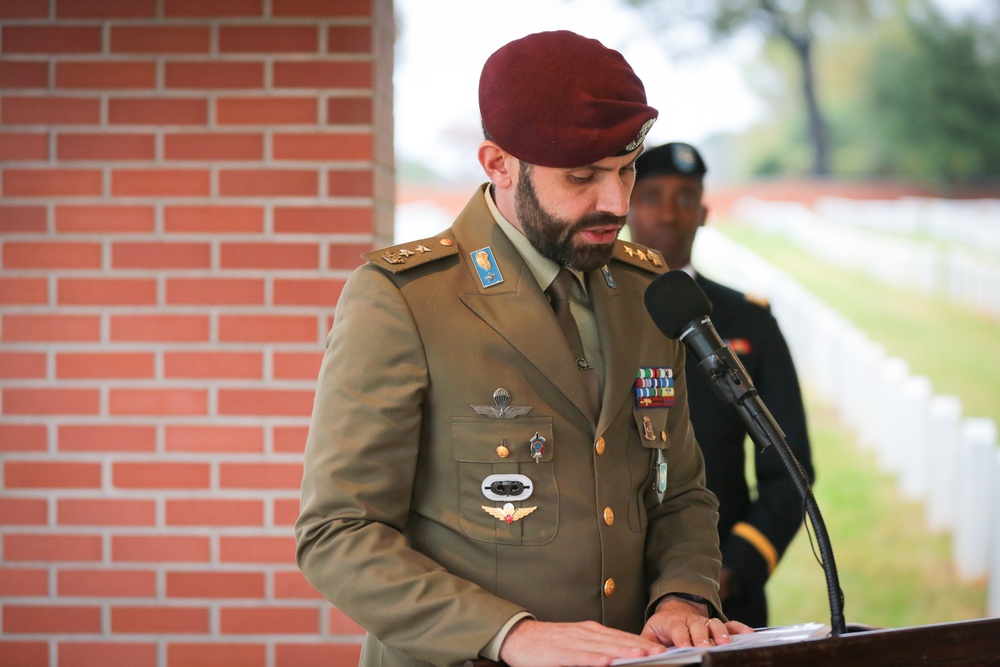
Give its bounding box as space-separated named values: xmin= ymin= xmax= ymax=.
xmin=628 ymin=142 xmax=815 ymax=628
xmin=296 ymin=33 xmax=751 ymax=667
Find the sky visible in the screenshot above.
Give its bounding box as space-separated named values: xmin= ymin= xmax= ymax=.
xmin=392 ymin=0 xmax=765 ymax=181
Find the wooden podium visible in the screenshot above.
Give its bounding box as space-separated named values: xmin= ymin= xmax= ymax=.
xmin=465 ymin=617 xmax=1000 ymax=667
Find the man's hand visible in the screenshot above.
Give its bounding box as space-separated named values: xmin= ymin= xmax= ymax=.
xmin=639 ymin=595 xmax=754 ymax=649
xmin=498 ymin=618 xmax=668 ymax=667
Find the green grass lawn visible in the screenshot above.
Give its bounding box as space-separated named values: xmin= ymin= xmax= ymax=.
xmin=714 ymin=222 xmax=995 ymax=628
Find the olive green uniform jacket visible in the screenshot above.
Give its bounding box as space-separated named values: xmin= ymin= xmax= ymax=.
xmin=296 ymin=185 xmax=723 ymax=667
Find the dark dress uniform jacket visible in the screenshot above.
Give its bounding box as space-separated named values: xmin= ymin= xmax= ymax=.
xmin=686 ymin=274 xmax=814 ymax=628
xmin=296 ymin=186 xmax=724 ymax=667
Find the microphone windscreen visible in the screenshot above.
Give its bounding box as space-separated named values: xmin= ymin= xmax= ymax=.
xmin=643 ymin=270 xmax=713 ymax=339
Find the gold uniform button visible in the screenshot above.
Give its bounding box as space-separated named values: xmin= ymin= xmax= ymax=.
xmin=603 ymin=507 xmax=614 ymax=526
xmin=604 ymin=578 xmax=616 ymax=597
xmin=595 ymin=437 xmax=606 ymax=455
xmin=439 ymin=238 xmax=454 ymax=246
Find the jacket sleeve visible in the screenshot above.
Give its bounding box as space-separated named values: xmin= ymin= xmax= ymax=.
xmin=721 ymin=307 xmax=814 ymax=597
xmin=294 ymin=265 xmax=524 ymax=665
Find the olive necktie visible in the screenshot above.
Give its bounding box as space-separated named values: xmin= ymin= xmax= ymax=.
xmin=546 ymin=268 xmax=601 ymax=419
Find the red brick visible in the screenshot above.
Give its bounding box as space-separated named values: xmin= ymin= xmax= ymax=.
xmin=168 ymin=643 xmax=266 ymax=667
xmin=218 ymin=388 xmax=315 ymax=417
xmin=0 ymin=0 xmax=49 ymax=18
xmin=57 ymin=133 xmax=156 ymax=161
xmin=276 ymin=643 xmax=363 ymax=667
xmin=220 ymin=26 xmax=318 ymax=53
xmin=0 ymin=641 xmax=47 ymax=667
xmin=166 ymin=277 xmax=265 ymax=306
xmin=273 ymin=570 xmax=322 ymax=599
xmin=56 ymin=204 xmax=155 ymax=233
xmin=2 ymin=26 xmax=102 ymax=53
xmin=165 ymin=424 xmax=264 ymax=453
xmin=166 ymin=499 xmax=264 ymax=526
xmin=273 ymin=278 xmax=345 ymax=306
xmin=3 ymin=388 xmax=101 ymax=415
xmin=58 ymin=569 xmax=157 ymax=597
xmin=3 ymin=169 xmax=103 ymax=197
xmin=164 ymin=205 xmax=263 ymax=233
xmin=58 ymin=498 xmax=157 ymax=526
xmin=56 ymin=61 xmax=157 ymax=89
xmin=113 ymin=461 xmax=210 ymax=489
xmin=274 ymin=205 xmax=372 ymax=234
xmin=112 ymin=242 xmax=212 ymax=269
xmin=111 ymin=25 xmax=210 ymax=53
xmin=0 ymin=497 xmax=48 ymax=525
xmin=164 ymin=132 xmax=262 ymax=159
xmin=57 ymin=278 xmax=158 ymax=306
xmin=4 ymin=533 xmax=103 ymax=562
xmin=217 ymin=97 xmax=316 ymax=125
xmin=0 ymin=423 xmax=48 ymax=452
xmin=221 ymin=606 xmax=318 ymax=634
xmin=59 ymin=424 xmax=157 ymax=453
xmin=3 ymin=241 xmax=102 ymax=269
xmin=0 ymin=132 xmax=48 ymax=160
xmin=167 ymin=571 xmax=265 ymax=599
xmin=0 ymin=567 xmax=48 ymax=595
xmin=3 ymin=605 xmax=102 ymax=633
xmin=273 ymin=132 xmax=372 ymax=161
xmin=5 ymin=461 xmax=102 ymax=489
xmin=0 ymin=62 xmax=49 ymax=88
xmin=218 ymin=314 xmax=318 ymax=342
xmin=219 ymin=535 xmax=296 ymax=563
xmin=0 ymin=205 xmax=47 ymax=232
xmin=56 ymin=0 xmax=156 ymax=18
xmin=112 ymin=606 xmax=209 ymax=634
xmin=112 ymin=169 xmax=210 ymax=197
xmin=0 ymin=278 xmax=48 ymax=305
xmin=327 ymin=96 xmax=371 ymax=124
xmin=109 ymin=388 xmax=208 ymax=416
xmin=163 ymin=350 xmax=263 ymax=378
xmin=219 ymin=169 xmax=318 ymax=196
xmin=0 ymin=351 xmax=47 ymax=378
xmin=108 ymin=97 xmax=207 ymax=125
xmin=164 ymin=0 xmax=262 ymax=17
xmin=220 ymin=242 xmax=319 ymax=270
xmin=273 ymin=425 xmax=308 ymax=453
xmin=110 ymin=314 xmax=209 ymax=342
xmin=273 ymin=61 xmax=371 ymax=89
xmin=328 ymin=241 xmax=371 ymax=270
xmin=328 ymin=609 xmax=365 ymax=635
xmin=272 ymin=498 xmax=301 ymax=526
xmin=57 ymin=352 xmax=155 ymax=379
xmin=273 ymin=350 xmax=323 ymax=379
xmin=3 ymin=314 xmax=101 ymax=343
xmin=327 ymin=25 xmax=372 ymax=53
xmin=219 ymin=462 xmax=302 ymax=489
xmin=112 ymin=535 xmax=210 ymax=563
xmin=58 ymin=642 xmax=158 ymax=667
xmin=165 ymin=61 xmax=264 ymax=89
xmin=272 ymin=0 xmax=370 ymax=17
xmin=327 ymin=169 xmax=373 ymax=197
xmin=1 ymin=96 xmax=100 ymax=125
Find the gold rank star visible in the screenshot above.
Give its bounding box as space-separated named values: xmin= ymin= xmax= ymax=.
xmin=415 ymin=245 xmax=431 ymax=253
xmin=624 ymin=246 xmax=635 ymax=257
xmin=636 ymin=248 xmax=647 ymax=261
xmin=398 ymin=248 xmax=414 ymax=258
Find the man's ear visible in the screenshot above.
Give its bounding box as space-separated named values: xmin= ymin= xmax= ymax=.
xmin=478 ymin=140 xmax=515 ymax=189
xmin=700 ymin=204 xmax=710 ymax=228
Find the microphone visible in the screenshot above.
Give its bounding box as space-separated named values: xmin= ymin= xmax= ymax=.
xmin=644 ymin=270 xmax=847 ymax=636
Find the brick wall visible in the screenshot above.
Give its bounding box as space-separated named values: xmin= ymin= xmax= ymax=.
xmin=0 ymin=0 xmax=394 ymax=664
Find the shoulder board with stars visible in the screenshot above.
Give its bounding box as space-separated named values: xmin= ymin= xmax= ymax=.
xmin=610 ymin=241 xmax=667 ymax=274
xmin=362 ymin=234 xmax=459 ymax=274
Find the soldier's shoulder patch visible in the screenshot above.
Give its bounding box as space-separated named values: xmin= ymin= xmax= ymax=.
xmin=362 ymin=233 xmax=458 ymax=273
xmin=744 ymin=292 xmax=770 ymax=309
xmin=610 ymin=241 xmax=667 ymax=274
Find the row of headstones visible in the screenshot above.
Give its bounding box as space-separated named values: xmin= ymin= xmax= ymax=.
xmin=693 ymin=225 xmax=1000 ymax=617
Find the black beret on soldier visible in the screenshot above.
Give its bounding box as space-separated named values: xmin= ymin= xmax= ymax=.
xmin=635 ymin=142 xmax=707 ymax=182
xmin=479 ymin=30 xmax=658 ymax=168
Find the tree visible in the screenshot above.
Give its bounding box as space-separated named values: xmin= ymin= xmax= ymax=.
xmin=624 ymin=0 xmax=878 ymax=176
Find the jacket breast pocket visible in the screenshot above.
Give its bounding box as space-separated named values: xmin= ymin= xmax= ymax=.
xmin=451 ymin=416 xmax=557 ymax=545
xmin=627 ymin=408 xmax=672 ymax=533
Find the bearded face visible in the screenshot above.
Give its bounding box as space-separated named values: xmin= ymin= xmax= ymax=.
xmin=514 ymin=162 xmax=625 ymax=272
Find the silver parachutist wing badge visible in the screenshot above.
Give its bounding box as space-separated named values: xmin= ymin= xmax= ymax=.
xmin=471 ymin=387 xmax=531 ymax=419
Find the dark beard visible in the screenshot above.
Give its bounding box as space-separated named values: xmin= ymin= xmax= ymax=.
xmin=514 ymin=165 xmax=623 ymax=272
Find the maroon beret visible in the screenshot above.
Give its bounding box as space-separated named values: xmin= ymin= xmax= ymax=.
xmin=479 ymin=30 xmax=658 ymax=168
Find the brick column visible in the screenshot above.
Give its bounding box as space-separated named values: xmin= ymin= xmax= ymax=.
xmin=0 ymin=0 xmax=394 ymax=664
